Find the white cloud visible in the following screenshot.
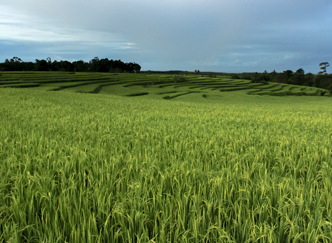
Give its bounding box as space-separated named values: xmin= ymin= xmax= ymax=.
xmin=0 ymin=0 xmax=332 ymax=72
xmin=0 ymin=5 xmax=127 ymax=44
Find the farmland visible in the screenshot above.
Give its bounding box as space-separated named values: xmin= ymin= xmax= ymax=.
xmin=1 ymin=72 xmax=332 ymax=242
xmin=0 ymin=72 xmax=329 ymax=100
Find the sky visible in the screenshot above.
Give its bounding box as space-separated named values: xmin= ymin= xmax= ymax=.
xmin=0 ymin=0 xmax=331 ymax=73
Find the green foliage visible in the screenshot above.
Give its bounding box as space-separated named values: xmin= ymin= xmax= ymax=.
xmin=327 ymin=83 xmax=332 ymax=95
xmin=241 ymin=75 xmax=252 ymax=80
xmin=172 ymin=75 xmax=186 ymax=83
xmin=319 ymin=62 xmax=330 ymax=75
xmin=314 ymin=74 xmax=332 ymax=89
xmin=1 ymin=88 xmax=332 ymax=242
xmin=230 ymin=74 xmax=241 ymax=79
xmin=0 ymin=57 xmax=141 ymax=73
xmin=251 ymin=73 xmax=270 ymax=84
xmin=295 ymin=68 xmax=305 ymax=76
xmin=206 ymin=74 xmax=217 ymax=78
xmin=201 ymin=72 xmax=217 ymax=78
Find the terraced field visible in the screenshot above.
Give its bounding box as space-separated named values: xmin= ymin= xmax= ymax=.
xmin=0 ymin=72 xmax=329 ymax=100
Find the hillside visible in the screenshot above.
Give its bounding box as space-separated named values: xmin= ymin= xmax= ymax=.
xmin=0 ymin=72 xmax=329 ymax=102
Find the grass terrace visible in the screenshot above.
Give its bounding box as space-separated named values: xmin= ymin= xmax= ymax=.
xmin=0 ymin=72 xmax=328 ymax=100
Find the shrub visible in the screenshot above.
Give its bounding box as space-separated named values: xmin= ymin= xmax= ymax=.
xmin=172 ymin=75 xmax=186 ymax=83
xmin=231 ymin=74 xmax=241 ymax=79
xmin=251 ymin=74 xmax=271 ymax=84
xmin=241 ymin=75 xmax=252 ymax=80
xmin=126 ymin=92 xmax=149 ymax=97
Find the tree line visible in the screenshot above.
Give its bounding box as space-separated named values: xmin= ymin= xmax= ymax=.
xmin=230 ymin=62 xmax=332 ymax=94
xmin=0 ymin=57 xmax=141 ymax=73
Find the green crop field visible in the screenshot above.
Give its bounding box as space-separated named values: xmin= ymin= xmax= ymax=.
xmin=0 ymin=72 xmax=329 ymax=99
xmin=1 ymin=72 xmax=332 ymax=242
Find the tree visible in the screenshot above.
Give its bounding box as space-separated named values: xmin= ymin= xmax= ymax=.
xmin=270 ymin=70 xmax=277 ymax=80
xmin=319 ymin=62 xmax=330 ymax=75
xmin=73 ymin=60 xmax=88 ymax=72
xmin=0 ymin=57 xmax=141 ymax=73
xmin=251 ymin=73 xmax=270 ymax=84
xmin=284 ymin=70 xmax=293 ymax=78
xmin=35 ymin=59 xmax=49 ymax=71
xmin=46 ymin=57 xmax=52 ymax=69
xmin=10 ymin=57 xmax=23 ymax=63
xmin=98 ymin=58 xmax=110 ymax=72
xmin=292 ymin=68 xmax=305 ymax=85
xmin=314 ymin=74 xmax=332 ymax=89
xmin=304 ymin=73 xmax=314 ymax=86
xmin=7 ymin=57 xmax=24 ymax=71
xmin=295 ymin=68 xmax=304 ymax=76
xmin=134 ymin=63 xmax=141 ymax=73
xmin=89 ymin=57 xmax=100 ymax=72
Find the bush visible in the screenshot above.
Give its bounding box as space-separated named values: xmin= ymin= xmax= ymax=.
xmin=126 ymin=92 xmax=149 ymax=97
xmin=231 ymin=75 xmax=241 ymax=79
xmin=251 ymin=74 xmax=271 ymax=84
xmin=172 ymin=75 xmax=186 ymax=83
xmin=314 ymin=74 xmax=332 ymax=89
xmin=241 ymin=75 xmax=252 ymax=80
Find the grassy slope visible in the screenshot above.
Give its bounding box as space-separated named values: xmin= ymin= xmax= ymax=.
xmin=1 ymin=88 xmax=332 ymax=242
xmin=0 ymin=72 xmax=329 ymax=99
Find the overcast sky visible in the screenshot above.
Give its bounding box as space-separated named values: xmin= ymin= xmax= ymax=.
xmin=1 ymin=0 xmax=331 ymax=73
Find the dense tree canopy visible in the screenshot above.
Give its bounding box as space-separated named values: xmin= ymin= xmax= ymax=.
xmin=0 ymin=57 xmax=141 ymax=73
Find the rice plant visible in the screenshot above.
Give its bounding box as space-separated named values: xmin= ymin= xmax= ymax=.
xmin=0 ymin=88 xmax=332 ymax=242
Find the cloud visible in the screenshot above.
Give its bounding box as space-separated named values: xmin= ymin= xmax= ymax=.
xmin=1 ymin=0 xmax=332 ymax=72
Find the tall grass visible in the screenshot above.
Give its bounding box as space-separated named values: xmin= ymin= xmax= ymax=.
xmin=1 ymin=88 xmax=332 ymax=242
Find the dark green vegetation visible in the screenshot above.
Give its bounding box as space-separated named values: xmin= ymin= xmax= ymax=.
xmin=0 ymin=72 xmax=329 ymax=101
xmin=0 ymin=57 xmax=141 ymax=73
xmin=232 ymin=68 xmax=332 ymax=95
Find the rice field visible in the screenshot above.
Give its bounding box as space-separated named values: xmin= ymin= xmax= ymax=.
xmin=0 ymin=72 xmax=329 ymax=100
xmin=1 ymin=85 xmax=332 ymax=242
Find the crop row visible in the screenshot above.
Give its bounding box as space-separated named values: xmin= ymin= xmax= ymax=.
xmin=0 ymin=72 xmax=329 ymax=99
